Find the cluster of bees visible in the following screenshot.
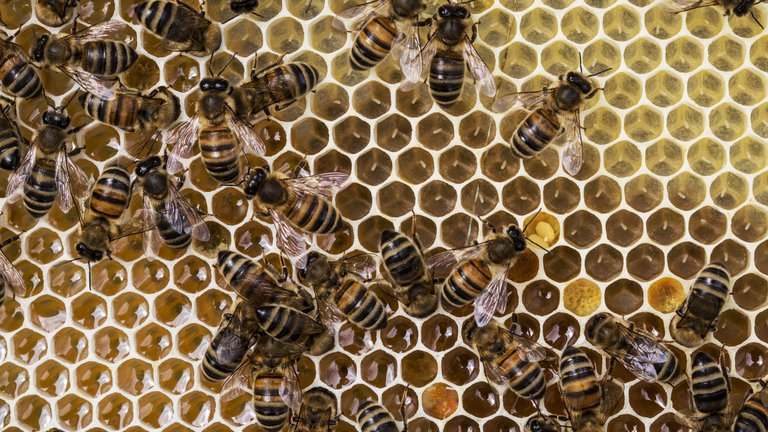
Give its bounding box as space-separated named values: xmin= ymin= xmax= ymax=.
xmin=0 ymin=0 xmax=766 ymax=430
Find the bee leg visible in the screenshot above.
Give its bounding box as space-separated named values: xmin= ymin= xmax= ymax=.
xmin=481 ymin=218 xmax=497 ymax=233
xmin=274 ymin=99 xmax=298 ymax=111
xmin=399 ymin=384 xmax=411 ymax=432
xmin=470 ymin=22 xmax=479 ymax=43
xmin=250 ymin=54 xmax=287 ymax=80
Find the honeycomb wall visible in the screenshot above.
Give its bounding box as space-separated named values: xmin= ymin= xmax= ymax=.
xmin=1 ymin=0 xmax=768 ymax=430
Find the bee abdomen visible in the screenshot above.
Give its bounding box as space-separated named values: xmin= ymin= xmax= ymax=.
xmin=334 ymin=278 xmax=388 ymax=330
xmin=285 ymin=193 xmax=343 ymax=235
xmin=511 ymin=108 xmax=561 ymax=159
xmin=81 ymin=41 xmax=138 ymax=76
xmin=736 ymin=396 xmax=768 ymax=432
xmin=24 ymin=159 xmax=57 ymax=218
xmin=381 ymin=230 xmax=425 ymax=287
xmin=560 ymin=346 xmax=601 ymax=410
xmin=0 ymin=279 xmax=6 ymax=308
xmin=157 ymin=213 xmax=192 ymax=249
xmin=691 ymin=352 xmax=729 ymax=414
xmin=441 ymin=259 xmax=491 ymax=308
xmin=202 ymin=328 xmax=250 ymax=381
xmin=199 ymin=126 xmax=240 ymax=183
xmin=81 ymin=93 xmax=139 ymax=131
xmin=0 ymin=52 xmax=43 ymax=99
xmin=135 ymin=1 xmax=182 ymax=41
xmin=253 ymin=372 xmax=291 ymax=432
xmin=90 ymin=165 xmax=131 ymax=220
xmin=230 ymin=0 xmax=259 ymax=13
xmin=429 ymin=51 xmax=465 ymax=106
xmin=692 ymin=263 xmax=730 ymax=303
xmin=357 ymin=401 xmax=399 ymax=432
xmin=350 ymin=16 xmax=397 ymax=71
xmin=500 ymin=353 xmax=545 ymax=400
xmin=0 ymin=128 xmax=21 ymax=170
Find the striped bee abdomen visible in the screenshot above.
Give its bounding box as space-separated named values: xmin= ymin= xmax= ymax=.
xmin=255 ymin=305 xmax=308 ymax=344
xmin=498 ymin=349 xmax=546 ymax=400
xmin=23 ymin=156 xmax=57 ymax=218
xmin=441 ymin=259 xmax=491 ymax=308
xmin=690 ymin=351 xmax=729 ymax=414
xmin=81 ymin=41 xmax=138 ymax=76
xmin=202 ymin=321 xmax=251 ymax=381
xmin=0 ymin=48 xmax=42 ymax=99
xmin=511 ymin=108 xmax=561 ymax=159
xmin=735 ymin=393 xmax=768 ymax=432
xmin=357 ymin=401 xmax=399 ymax=432
xmin=81 ymin=93 xmax=140 ymax=131
xmin=135 ymin=1 xmax=186 ymax=43
xmin=89 ymin=165 xmax=131 ymax=220
xmin=157 ymin=209 xmax=192 ymax=249
xmin=689 ymin=262 xmax=730 ymax=314
xmin=199 ymin=124 xmax=240 ymax=183
xmin=334 ymin=278 xmax=388 ymax=330
xmin=284 ymin=192 xmax=343 ymax=235
xmin=559 ymin=345 xmax=601 ymax=411
xmin=380 ymin=229 xmax=425 ymax=288
xmin=253 ymin=372 xmax=291 ymax=432
xmin=350 ymin=17 xmax=397 ymax=71
xmin=0 ymin=126 xmax=21 ymax=170
xmin=429 ymin=50 xmax=465 ymax=106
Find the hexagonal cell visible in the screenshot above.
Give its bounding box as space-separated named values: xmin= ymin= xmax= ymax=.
xmin=138 ymin=391 xmax=175 ymax=429
xmin=417 ymin=113 xmax=455 ymax=151
xmin=713 ymin=309 xmax=750 ymax=346
xmin=502 ymin=178 xmax=541 ymax=215
xmin=585 ymin=245 xmax=623 ymax=282
xmin=708 ymin=36 xmax=745 ymax=71
xmin=542 ymin=178 xmax=580 ymax=215
xmin=94 ymin=327 xmax=130 ymax=363
xmin=70 ymin=292 xmax=108 ymax=329
xmin=668 ymin=242 xmax=707 ymax=279
xmin=624 ymin=106 xmax=663 ymax=142
xmin=12 ymin=328 xmax=47 ymax=364
xmin=57 ymin=393 xmax=93 ymax=430
xmin=375 ymin=316 xmax=417 ymax=354
xmin=712 ymin=239 xmax=749 ymax=276
xmin=27 ymin=294 xmax=66 ymax=332
xmin=626 ymin=244 xmax=665 ymax=282
xmin=319 ymin=352 xmax=357 ymax=389
xmin=603 ymin=5 xmax=640 ymax=41
xmin=543 ymin=312 xmax=580 ymax=349
xmin=180 ymin=391 xmax=216 ymax=428
xmin=479 ymin=9 xmax=516 ymax=46
xmin=136 ymin=323 xmax=173 ymax=361
xmin=561 ymin=7 xmax=598 ymax=43
xmin=359 ymin=350 xmax=397 ymax=388
xmin=24 ymin=227 xmax=63 ymax=264
xmin=156 ymin=358 xmax=194 ymax=395
xmin=645 ymin=71 xmax=683 ymax=108
xmin=356 ymin=148 xmax=393 ymax=186
xmin=164 ymin=55 xmax=201 ymax=93
xmin=668 ymin=173 xmax=707 ymax=210
xmin=542 ymin=246 xmax=581 ymax=282
xmin=710 ymin=172 xmax=749 ymax=210
xmin=499 ymin=42 xmax=538 ymax=78
xmin=92 ymin=260 xmax=129 ymax=296
xmin=735 ymin=343 xmax=768 ymax=380
xmin=0 ymin=362 xmax=29 ymax=398
xmin=605 ymin=279 xmax=643 ymax=315
xmin=583 ymin=176 xmax=622 ymax=213
xmin=117 ymin=358 xmax=155 ymax=398
xmin=15 ymin=395 xmax=52 ymax=431
xmin=422 ymin=383 xmax=459 ymax=420
xmin=625 ymin=174 xmax=663 ymax=212
xmin=34 ymin=358 xmax=69 ymax=397
xmin=733 ymin=274 xmax=768 ymax=311
xmin=583 ymin=108 xmax=621 ymax=145
xmin=98 ymin=393 xmax=134 ymax=430
xmin=75 ymin=361 xmax=112 ymax=398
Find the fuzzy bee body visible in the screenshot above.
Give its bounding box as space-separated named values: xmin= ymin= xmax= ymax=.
xmin=357 ymin=401 xmax=400 ymax=432
xmin=254 ymin=304 xmax=325 ymax=346
xmin=202 ymin=311 xmax=254 ymax=381
xmin=735 ymin=390 xmax=768 ymax=432
xmin=238 ymin=62 xmax=320 ymax=117
xmin=88 ymin=164 xmax=131 ymax=220
xmin=292 ymin=387 xmax=338 ymax=432
xmin=351 ymin=16 xmax=398 ymax=70
xmin=333 ymin=277 xmax=388 ymax=330
xmin=80 ymin=87 xmax=180 ymax=133
xmin=253 ymin=371 xmax=293 ymax=432
xmin=35 ymin=0 xmax=78 ymax=27
xmin=0 ymin=38 xmax=43 ymax=99
xmin=23 ymin=153 xmax=58 ymax=218
xmin=670 ymin=262 xmax=730 ymax=348
xmin=429 ymin=49 xmax=464 ymax=106
xmin=511 ymin=107 xmax=561 ymax=159
xmin=379 ymin=229 xmax=438 ymax=318
xmin=134 ymin=0 xmax=221 ymax=55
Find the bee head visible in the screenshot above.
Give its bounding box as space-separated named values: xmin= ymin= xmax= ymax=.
xmin=438 ymin=4 xmax=469 ymax=19
xmin=42 ymin=110 xmax=71 ymax=129
xmin=242 ymin=167 xmax=268 ymax=198
xmin=298 ymin=251 xmax=329 ymax=283
xmin=525 ymin=417 xmax=558 ymax=432
xmin=200 ymin=77 xmax=230 ymax=93
xmin=733 ymin=0 xmax=753 ymax=16
xmin=585 ymin=312 xmax=616 ymax=345
xmin=75 ymin=242 xmax=104 ymax=262
xmin=562 ymin=71 xmax=596 ymax=97
xmin=135 ymin=156 xmax=162 ymax=176
xmin=505 ymin=225 xmax=528 ymax=252
xmin=31 ymin=34 xmax=50 ymax=62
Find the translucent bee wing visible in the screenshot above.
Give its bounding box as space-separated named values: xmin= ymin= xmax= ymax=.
xmin=270 ymin=209 xmax=310 ymax=257
xmin=491 ymin=89 xmax=550 ymax=113
xmin=426 ymin=242 xmax=489 ymax=279
xmin=279 ymin=363 xmax=303 ymax=412
xmin=138 ymin=199 xmax=162 ymax=259
xmin=462 ymin=38 xmax=496 ymax=97
xmin=399 ymin=38 xmax=435 ymax=91
xmin=166 ymin=116 xmax=200 ymax=175
xmin=332 ymin=0 xmax=389 ymax=30
xmin=339 ymin=254 xmax=379 ymax=280
xmin=662 ymin=0 xmax=719 ymax=13
xmin=72 ymin=19 xmax=130 ymax=41
xmin=55 ymin=149 xmax=92 ymax=213
xmin=64 ymin=65 xmax=117 ymax=99
xmin=0 ymin=251 xmax=24 ymax=297
xmin=228 ymin=114 xmax=266 ymax=156
xmin=164 ymin=184 xmax=210 ymax=241
xmin=221 ymin=353 xmax=257 ymax=402
xmin=113 ymin=216 xmax=154 ymax=241
xmin=6 ymin=144 xmax=36 ymax=197
xmin=510 ymin=333 xmax=552 ymax=364
xmin=561 ymin=113 xmax=583 ymax=176
xmin=394 ymin=18 xmax=423 ymax=84
xmin=597 ymin=377 xmax=625 ymax=423
xmin=283 ymin=172 xmax=349 ymax=199
xmin=316 ymin=294 xmax=344 ymax=332
xmin=474 ymin=262 xmax=512 ymax=327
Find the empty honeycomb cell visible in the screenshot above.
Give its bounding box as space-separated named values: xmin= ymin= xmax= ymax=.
xmin=543 ymin=312 xmax=579 ymax=349
xmin=135 ymin=323 xmax=173 ymax=361
xmin=138 ymin=392 xmax=175 ymax=428
xmin=626 ymin=244 xmax=664 ymax=282
xmin=292 ymin=118 xmax=330 ymax=155
xmin=603 ymin=5 xmax=640 ymax=41
xmin=53 ymin=328 xmax=88 ymax=364
xmin=664 ymin=36 xmax=704 ymax=73
xmin=28 ymin=294 xmax=65 ymax=332
xmin=624 ymin=106 xmax=663 ymax=142
xmin=687 ymin=70 xmax=725 ymax=107
xmin=563 ymin=278 xmax=601 ymax=316
xmin=684 ymin=7 xmax=724 ymax=38
xmin=644 ymin=5 xmax=681 ymax=39
xmin=57 ymin=393 xmax=93 ymax=430
xmin=645 ymin=71 xmax=683 ymax=108
xmin=396 ymin=85 xmax=434 ymax=118
xmin=376 ymin=115 xmax=411 ymax=151
xmin=98 ymin=392 xmax=134 ymax=430
xmin=668 ymin=172 xmax=707 ymax=210
xmin=647 ymin=208 xmax=685 ymax=245
xmin=735 ymin=343 xmax=768 ymax=380
xmin=605 ymin=279 xmax=644 ymax=315
xmin=543 ymin=178 xmax=581 ymax=214
xmin=713 ymin=309 xmax=750 ymax=346
xmin=733 ymin=274 xmax=768 ymax=311
xmin=729 ymin=69 xmax=766 ymax=106
xmin=499 ymin=42 xmax=538 ymax=78
xmin=708 ymin=36 xmax=745 ymax=71
xmin=730 ymin=137 xmax=767 ymax=174
xmin=624 ymin=38 xmax=662 ymax=74
xmin=583 ymin=176 xmax=622 ymax=213
xmin=421 ymin=314 xmax=458 ymax=352
xmin=712 ymin=239 xmax=749 ymax=275
xmin=0 ymin=363 xmax=28 ymax=398
xmin=375 ymin=55 xmax=406 ymax=86
xmin=625 ymin=174 xmax=663 ymax=212
xmin=668 ymin=104 xmax=705 ymax=141
xmin=629 ymin=382 xmax=666 ymax=417
xmin=585 ymin=244 xmax=623 ymax=281
xmin=460 ymin=179 xmax=498 ymax=216
xmin=179 ymin=391 xmax=215 ymax=427
xmin=94 ymin=327 xmax=130 ymax=363
xmin=522 ymin=280 xmax=560 ymax=316
xmin=338 ymin=323 xmax=376 ymax=356
xmin=319 ymin=352 xmax=357 ymax=389
xmin=15 ymin=395 xmax=51 ymax=431
xmin=540 ymin=42 xmax=578 ymax=76
xmin=522 ymin=148 xmax=561 ymax=180
xmin=687 ymin=138 xmax=725 ymax=176
xmin=418 ymin=113 xmax=455 ymax=151
xmin=603 ymin=73 xmax=641 ymax=111
xmin=542 ymin=246 xmax=581 ymax=282
xmin=560 ymin=7 xmax=598 ymax=43
xmin=710 ymin=172 xmax=749 ymax=210
xmin=90 ymin=260 xmax=128 ymax=296
xmin=502 ymin=178 xmax=541 ymax=215
xmin=478 ymin=9 xmax=515 ymax=46
xmin=667 ymin=242 xmax=706 ymax=279
xmin=266 ymin=17 xmax=304 ymax=53
xmin=75 ymin=361 xmax=113 ymax=398
xmin=583 ymin=108 xmax=621 ymax=145
xmin=402 ymin=351 xmax=438 ymax=387
xmin=711 ymin=103 xmax=748 ymax=141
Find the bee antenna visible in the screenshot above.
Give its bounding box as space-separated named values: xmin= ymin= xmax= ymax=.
xmin=42 ymin=92 xmax=54 ymax=109
xmin=587 ymin=67 xmax=612 ymax=78
xmin=522 ymin=208 xmax=543 ymax=232
xmin=578 ymin=52 xmax=583 ymax=75
xmin=525 ymin=236 xmax=551 ymax=254
xmin=207 ymin=50 xmax=215 ymax=76
xmin=217 ymin=52 xmax=239 ymax=77
xmin=750 ymin=9 xmax=764 ymax=30
xmin=61 ymin=90 xmax=79 ymax=110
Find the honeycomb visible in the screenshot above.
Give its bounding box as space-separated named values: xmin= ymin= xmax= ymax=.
xmin=1 ymin=0 xmax=768 ymax=429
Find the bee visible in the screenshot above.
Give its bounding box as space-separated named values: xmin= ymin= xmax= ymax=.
xmin=735 ymin=382 xmax=768 ymax=432
xmin=491 ymin=67 xmax=609 ymax=176
xmin=0 ymin=232 xmax=24 ymax=308
xmin=291 ymin=387 xmax=338 ymax=432
xmin=676 ymin=351 xmax=741 ymax=432
xmin=241 ymin=165 xmax=348 ymax=257
xmin=74 ymin=161 xmax=146 ymax=263
xmin=664 ymin=0 xmax=764 ymax=27
xmin=585 ymin=312 xmax=680 ymax=384
xmin=525 ymin=415 xmax=561 ymax=432
xmin=133 ymin=155 xmax=209 ymax=256
xmin=166 ymin=56 xmax=266 ymax=184
xmin=298 ymin=251 xmax=389 ymax=331
xmin=254 ymin=303 xmax=327 ymax=349
xmin=5 ymin=96 xmax=91 ymax=219
xmin=332 ymin=0 xmax=429 ymax=78
xmin=0 ymin=97 xmax=24 ymax=171
xmin=0 ymin=32 xmax=43 ymax=99
xmin=429 ymin=221 xmax=535 ymax=326
xmin=133 ymin=0 xmax=222 ymax=56
xmin=402 ymin=3 xmax=496 ymax=107
xmin=357 ymin=395 xmax=409 ymax=432
xmin=379 ymin=229 xmax=438 ymax=318
xmin=236 ymin=58 xmax=321 ymax=118
xmin=202 ymin=300 xmax=261 ymax=382
xmin=79 ymin=86 xmax=180 ymax=134
xmin=30 ymin=20 xmax=138 ymax=99
xmin=559 ymin=345 xmax=624 ymax=432
xmin=229 ymin=0 xmax=260 ymax=14
xmin=35 ymin=0 xmax=78 ymax=27
xmin=464 ymin=319 xmax=553 ymax=401
xmin=670 ymin=262 xmax=731 ymax=348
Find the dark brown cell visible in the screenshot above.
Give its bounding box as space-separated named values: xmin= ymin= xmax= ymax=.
xmin=356 ymin=148 xmax=392 ymax=186
xmin=336 ymin=184 xmax=372 ymax=220
xmin=543 ymin=313 xmax=580 ymax=349
xmin=357 ymin=216 xmax=394 ymax=252
xmin=606 ymin=210 xmax=644 ymax=247
xmin=757 ymin=241 xmax=768 ymax=275
xmin=713 ymin=309 xmax=750 ymax=346
xmin=319 ymin=353 xmax=357 ymax=389
xmin=626 ymin=244 xmax=665 ymax=281
xmin=398 ymin=148 xmax=434 ymax=184
xmin=421 ymin=315 xmax=458 ymax=352
xmin=502 ymin=178 xmax=541 ymax=215
xmin=650 ymin=413 xmax=687 ymax=432
xmin=315 ymin=149 xmax=352 ymax=175
xmin=419 ymin=180 xmax=458 ymax=217
xmin=522 ymin=148 xmax=560 ymax=179
xmin=418 ymin=113 xmax=454 ymax=151
xmin=732 ymin=205 xmax=768 ymax=242
xmin=439 ymin=146 xmax=477 ymax=183
xmin=605 ymin=279 xmax=644 ymax=315
xmin=584 ymin=176 xmax=622 ymax=213
xmin=756 ymin=310 xmax=768 ymax=342
xmin=361 ymin=350 xmax=397 ymax=388
xmin=711 ymin=239 xmax=749 ymax=276
xmin=292 ymin=118 xmax=329 ymax=155
xmin=732 ymin=273 xmax=768 ymax=311
xmin=444 ymin=415 xmax=480 ymax=432
xmin=564 ymin=210 xmax=602 ymax=248
xmin=629 ymin=312 xmax=665 ymax=339
xmin=441 ymin=214 xmax=480 ymax=249
xmin=400 ymin=215 xmax=438 ymax=249
xmin=522 ymin=280 xmax=560 ymax=316
xmin=543 ymin=246 xmax=582 ymax=282
xmin=461 ymin=179 xmax=499 ymax=216
xmin=396 ymin=85 xmax=433 ymax=117
xmin=381 ymin=316 xmax=418 ymax=353
xmin=382 ymin=384 xmax=418 ymax=422
xmin=629 ymin=381 xmax=667 ymax=417
xmin=459 ymin=111 xmax=496 ymax=149
xmin=481 ymin=144 xmax=520 ymax=182
xmin=334 ymin=116 xmax=370 ymax=154
xmin=442 ymin=347 xmax=479 ymax=386
xmin=462 ymin=382 xmax=500 ymax=417
xmin=625 ymin=174 xmax=664 ymax=212
xmin=543 ymin=178 xmax=581 ymax=214
xmin=483 ymin=416 xmax=521 ymax=432
xmin=402 ymin=351 xmax=438 ymax=387
xmin=376 ymin=114 xmax=412 ymax=151
xmin=510 ymin=249 xmax=539 ymax=283
xmin=647 ymin=208 xmax=685 ymax=245
xmin=352 ymin=82 xmax=391 ymax=118
xmin=735 ymin=343 xmax=768 ymax=380
xmin=667 ymin=242 xmax=706 ymax=279
xmin=608 ymin=415 xmax=645 ymax=432
xmin=338 ymin=322 xmax=376 ymax=356
xmin=586 ymin=244 xmax=623 ymax=281
xmin=340 ymin=384 xmax=377 ymax=419
xmin=378 ymin=181 xmax=416 ymax=217
xmin=667 ymin=173 xmax=706 ymax=210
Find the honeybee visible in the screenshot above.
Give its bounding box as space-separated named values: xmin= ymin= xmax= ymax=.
xmin=133 ymin=0 xmax=222 ymax=55
xmin=677 ymin=351 xmax=741 ymax=432
xmin=379 ymin=229 xmax=438 ymax=318
xmin=236 ymin=58 xmax=321 ymax=118
xmin=298 ymin=251 xmax=389 ymax=331
xmin=74 ymin=161 xmax=148 ymax=263
xmin=291 ymin=387 xmax=338 ymax=432
xmin=79 ymin=86 xmax=180 ymax=133
xmin=429 ymin=222 xmax=531 ymax=326
xmin=525 ymin=415 xmax=561 ymax=432
xmin=0 ymin=33 xmax=43 ymax=99
xmin=0 ymin=97 xmax=24 ymax=171
xmin=670 ymin=262 xmax=731 ymax=348
xmin=166 ymin=57 xmax=266 ymax=184
xmin=35 ymin=0 xmax=78 ymax=27
xmin=133 ymin=155 xmax=209 ymax=256
xmin=30 ymin=20 xmax=138 ymax=99
xmin=5 ymin=96 xmax=91 ymax=219
xmin=357 ymin=400 xmax=408 ymax=432
xmin=203 ymin=300 xmax=261 ymax=382
xmin=0 ymin=232 xmax=23 ymax=308
xmin=735 ymin=382 xmax=768 ymax=432
xmin=242 ymin=165 xmax=348 ymax=257
xmin=559 ymin=345 xmax=624 ymax=432
xmin=255 ymin=303 xmax=327 ymax=348
xmin=229 ymin=0 xmax=260 ymax=14
xmin=664 ymin=0 xmax=764 ymax=27
xmin=585 ymin=312 xmax=680 ymax=384
xmin=402 ymin=3 xmax=496 ymax=107
xmin=333 ymin=0 xmax=428 ymax=78
xmin=492 ymin=68 xmax=609 ymax=176
xmin=464 ymin=319 xmax=554 ymax=401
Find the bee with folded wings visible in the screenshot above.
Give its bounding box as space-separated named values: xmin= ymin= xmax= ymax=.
xmin=242 ymin=164 xmax=348 ymax=257
xmin=0 ymin=232 xmax=24 ymax=309
xmin=333 ymin=0 xmax=429 ymax=78
xmin=30 ymin=20 xmax=138 ymax=99
xmin=492 ymin=67 xmax=610 ymax=176
xmin=379 ymin=228 xmax=439 ymax=318
xmin=5 ymin=94 xmax=91 ymax=220
xmin=735 ymin=381 xmax=768 ymax=432
xmin=402 ymin=3 xmax=497 ymax=107
xmin=663 ymin=0 xmax=764 ymax=27
xmin=133 ymin=155 xmax=210 ymax=257
xmin=0 ymin=30 xmax=43 ymax=99
xmin=0 ymin=97 xmax=24 ymax=171
xmin=166 ymin=54 xmax=267 ymax=184
xmin=290 ymin=387 xmax=338 ymax=432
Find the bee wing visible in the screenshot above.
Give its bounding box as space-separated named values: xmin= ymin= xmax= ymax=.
xmin=316 ymin=294 xmax=344 ymax=333
xmin=5 ymin=145 xmax=36 ymax=197
xmin=166 ymin=116 xmax=200 ymax=175
xmin=399 ymin=37 xmax=436 ymax=90
xmin=662 ymin=0 xmax=720 ymax=13
xmin=609 ymin=326 xmax=668 ymax=382
xmin=597 ymin=377 xmax=625 ymax=423
xmin=393 ymin=18 xmax=424 ymax=84
xmin=228 ymin=113 xmax=266 ymax=156
xmin=139 ymin=199 xmax=162 ymax=259
xmin=339 ymin=254 xmax=379 ymax=280
xmin=474 ymin=262 xmax=512 ymax=327
xmin=283 ymin=172 xmax=349 ymax=200
xmin=279 ymin=362 xmax=303 ymax=412
xmin=0 ymin=38 xmax=29 ymax=59
xmin=332 ymin=0 xmax=388 ymax=30
xmin=462 ymin=38 xmax=496 ymax=97
xmin=0 ymin=251 xmax=24 ymax=297
xmin=508 ymin=333 xmax=552 ymax=364
xmin=63 ymin=65 xmax=117 ymax=99
xmin=165 ymin=184 xmax=210 ymax=241
xmin=270 ymin=209 xmax=310 ymax=257
xmin=113 ymin=216 xmax=155 ymax=241
xmin=55 ymin=149 xmax=92 ymax=213
xmin=426 ymin=242 xmax=489 ymax=280
xmin=491 ymin=89 xmax=550 ymax=113
xmin=561 ymin=113 xmax=583 ymax=176
xmin=72 ymin=19 xmax=130 ymax=41
xmin=221 ymin=353 xmax=257 ymax=402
